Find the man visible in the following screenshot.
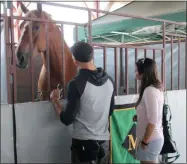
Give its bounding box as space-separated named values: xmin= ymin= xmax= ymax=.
xmin=50 ymin=41 xmax=115 ymax=164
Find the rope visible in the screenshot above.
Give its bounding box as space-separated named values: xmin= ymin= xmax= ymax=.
xmin=11 ymin=74 xmax=18 ymax=164
xmin=84 ymin=25 xmax=88 ymax=42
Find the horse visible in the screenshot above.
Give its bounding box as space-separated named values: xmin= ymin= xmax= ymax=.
xmin=15 ymin=2 xmax=77 ymax=101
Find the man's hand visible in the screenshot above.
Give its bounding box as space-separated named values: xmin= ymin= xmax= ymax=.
xmin=50 ymin=89 xmax=60 ymax=102
xmin=50 ymin=89 xmax=62 ymax=117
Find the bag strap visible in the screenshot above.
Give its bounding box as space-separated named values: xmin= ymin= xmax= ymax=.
xmin=161 ymin=140 xmax=180 ymax=164
xmin=165 ymin=153 xmax=180 ymax=164
xmin=163 ymin=91 xmax=172 ymax=121
xmin=162 ymin=91 xmax=180 ymax=164
xmin=166 ymin=103 xmax=172 ymax=122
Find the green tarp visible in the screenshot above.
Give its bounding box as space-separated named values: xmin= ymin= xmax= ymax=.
xmin=74 ymin=11 xmax=186 ymax=43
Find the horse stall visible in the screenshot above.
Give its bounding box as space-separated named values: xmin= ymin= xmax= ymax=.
xmin=1 ymin=1 xmax=186 ymax=163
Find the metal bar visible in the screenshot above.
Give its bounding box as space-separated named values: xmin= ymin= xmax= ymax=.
xmin=119 ymin=48 xmax=123 ymax=87
xmin=88 ymin=11 xmax=92 ymax=44
xmin=4 ymin=14 xmax=11 ymax=103
xmin=171 ymin=36 xmax=173 ymax=90
xmin=92 ymin=39 xmax=186 ymax=47
xmin=185 ymin=38 xmax=187 ymax=89
xmin=111 ymin=31 xmax=149 ymax=42
xmin=92 ymin=48 xmax=95 ymax=64
xmin=161 ymin=50 xmax=164 ymax=84
xmin=0 ymin=14 xmax=85 ymax=26
xmin=60 ymin=24 xmax=65 ymax=98
xmin=38 ymin=1 xmax=185 ymax=26
xmin=103 ymin=47 xmax=106 ymax=71
xmin=9 ymin=3 xmax=18 ymax=164
xmin=95 ymin=0 xmax=100 ymax=18
xmin=10 ymin=6 xmax=17 ymax=103
xmin=96 ymin=35 xmax=120 ymax=43
xmin=114 ymin=48 xmax=118 ymax=95
xmin=135 ymin=48 xmax=138 ymax=94
xmin=92 ymin=43 xmax=164 ymax=51
xmin=75 ymin=25 xmax=78 ymax=42
xmin=83 ymin=1 xmax=95 ymax=19
xmin=3 ymin=2 xmax=7 ymax=14
xmin=144 ymin=49 xmax=147 ymax=58
xmin=45 ymin=23 xmax=50 ymax=99
xmin=165 ymin=33 xmax=186 ymax=38
xmin=93 ymin=47 xmax=104 ymax=50
xmin=162 ymin=22 xmax=166 ymax=91
xmin=126 ymin=39 xmax=186 ymax=46
xmin=178 ymin=38 xmax=180 ymax=89
xmin=29 ymin=21 xmax=35 ymax=101
xmin=153 ymin=49 xmax=155 ymax=60
xmin=37 ymin=3 xmax=42 ymax=11
xmin=92 ymin=33 xmax=119 ymax=39
xmin=125 ymin=48 xmax=128 ymax=94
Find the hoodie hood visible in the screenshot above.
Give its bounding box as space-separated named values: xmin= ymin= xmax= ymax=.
xmin=79 ymin=67 xmax=109 ymax=86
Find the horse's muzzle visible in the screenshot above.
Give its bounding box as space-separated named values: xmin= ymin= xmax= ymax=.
xmin=16 ymin=63 xmax=28 ymax=69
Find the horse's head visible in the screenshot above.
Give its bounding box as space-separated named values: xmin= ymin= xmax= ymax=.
xmin=16 ymin=3 xmax=52 ymax=68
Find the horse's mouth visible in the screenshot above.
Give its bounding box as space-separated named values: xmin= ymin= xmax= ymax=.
xmin=16 ymin=60 xmax=28 ymax=69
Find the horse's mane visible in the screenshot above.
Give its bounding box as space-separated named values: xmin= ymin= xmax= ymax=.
xmin=25 ymin=10 xmax=53 ymax=20
xmin=21 ymin=10 xmax=57 ymax=30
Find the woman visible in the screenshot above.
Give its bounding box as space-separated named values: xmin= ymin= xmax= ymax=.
xmin=133 ymin=58 xmax=164 ymax=164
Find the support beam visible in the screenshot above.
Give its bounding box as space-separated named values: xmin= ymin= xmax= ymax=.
xmin=131 ymin=26 xmax=157 ymax=34
xmin=111 ymin=31 xmax=149 ymax=42
xmin=95 ymin=35 xmax=121 ymax=43
xmin=105 ymin=1 xmax=115 ymax=11
xmin=95 ymin=0 xmax=100 ymax=18
xmin=83 ymin=1 xmax=95 ymax=19
xmin=176 ymin=29 xmax=186 ymax=35
xmin=92 ymin=33 xmax=119 ymax=39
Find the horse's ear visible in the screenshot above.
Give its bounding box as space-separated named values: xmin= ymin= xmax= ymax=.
xmin=20 ymin=2 xmax=29 ymax=14
xmin=37 ymin=3 xmax=42 ymax=14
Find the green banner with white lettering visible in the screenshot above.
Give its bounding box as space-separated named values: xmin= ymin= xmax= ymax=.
xmin=110 ymin=104 xmax=140 ymax=163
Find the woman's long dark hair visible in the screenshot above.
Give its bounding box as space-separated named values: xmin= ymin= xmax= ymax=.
xmin=135 ymin=58 xmax=162 ymax=107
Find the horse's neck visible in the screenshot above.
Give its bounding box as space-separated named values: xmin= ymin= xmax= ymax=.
xmin=42 ymin=29 xmax=63 ymax=84
xmin=40 ymin=25 xmax=77 ymax=89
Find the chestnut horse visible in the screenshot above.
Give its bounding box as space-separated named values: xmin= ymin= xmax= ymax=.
xmin=15 ymin=3 xmax=77 ymax=100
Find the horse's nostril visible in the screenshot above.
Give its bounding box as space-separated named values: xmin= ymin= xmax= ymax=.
xmin=20 ymin=55 xmax=24 ymax=62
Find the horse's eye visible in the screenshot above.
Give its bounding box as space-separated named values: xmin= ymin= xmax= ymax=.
xmin=33 ymin=26 xmax=40 ymax=31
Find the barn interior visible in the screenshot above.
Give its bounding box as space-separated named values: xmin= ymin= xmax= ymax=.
xmin=1 ymin=1 xmax=186 ymax=163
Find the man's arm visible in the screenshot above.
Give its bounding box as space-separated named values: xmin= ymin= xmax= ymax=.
xmin=51 ymin=80 xmax=80 ymax=126
xmin=109 ymin=77 xmax=115 ymax=116
xmin=60 ymin=80 xmax=80 ymax=126
xmin=51 ymin=99 xmax=63 ymax=116
xmin=109 ymin=90 xmax=115 ymax=116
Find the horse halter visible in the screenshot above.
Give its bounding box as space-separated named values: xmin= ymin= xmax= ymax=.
xmin=38 ymin=49 xmax=46 ymax=53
